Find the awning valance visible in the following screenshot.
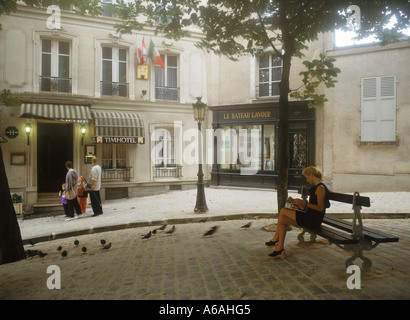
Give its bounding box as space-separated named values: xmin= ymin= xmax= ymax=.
xmin=20 ymin=103 xmax=92 ymax=123
xmin=92 ymin=111 xmax=145 ymax=144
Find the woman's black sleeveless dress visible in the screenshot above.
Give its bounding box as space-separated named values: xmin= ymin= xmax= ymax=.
xmin=295 ymin=182 xmax=329 ymax=229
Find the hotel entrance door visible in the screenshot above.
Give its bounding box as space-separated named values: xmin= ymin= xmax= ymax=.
xmin=37 ymin=123 xmax=73 ymax=192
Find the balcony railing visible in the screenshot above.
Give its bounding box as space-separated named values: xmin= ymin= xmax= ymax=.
xmin=101 ymin=81 xmax=129 ymax=97
xmin=40 ymin=76 xmax=72 ymax=93
xmin=153 ymin=165 xmax=182 ymax=178
xmin=102 ymin=167 xmax=132 ymax=181
xmin=255 ymin=83 xmax=280 ymax=98
xmin=155 ymin=86 xmax=179 ymax=101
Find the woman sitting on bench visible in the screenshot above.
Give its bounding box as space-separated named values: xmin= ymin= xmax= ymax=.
xmin=265 ymin=166 xmax=330 ymax=259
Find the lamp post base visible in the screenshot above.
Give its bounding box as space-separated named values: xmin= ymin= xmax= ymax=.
xmin=194 ymin=174 xmax=208 ymax=213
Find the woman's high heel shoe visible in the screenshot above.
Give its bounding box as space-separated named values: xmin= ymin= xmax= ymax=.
xmin=265 ymin=240 xmax=278 ymax=248
xmin=268 ymin=249 xmax=286 ymax=260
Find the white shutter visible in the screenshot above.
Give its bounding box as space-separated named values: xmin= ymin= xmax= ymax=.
xmin=361 ymin=76 xmax=396 ymax=142
xmin=379 ymin=76 xmax=396 ymax=141
xmin=361 ymin=77 xmax=377 ymax=141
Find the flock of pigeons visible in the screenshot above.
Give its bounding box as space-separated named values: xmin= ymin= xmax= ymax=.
xmin=25 ymin=220 xmax=254 ymax=259
xmin=25 ymin=238 xmax=112 ymax=259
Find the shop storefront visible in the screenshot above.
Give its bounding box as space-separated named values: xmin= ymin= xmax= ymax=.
xmin=209 ymin=101 xmax=315 ymax=190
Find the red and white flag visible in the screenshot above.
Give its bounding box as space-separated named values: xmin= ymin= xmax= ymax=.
xmin=137 ymin=36 xmax=147 ymax=65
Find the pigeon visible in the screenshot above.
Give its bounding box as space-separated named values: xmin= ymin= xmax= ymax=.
xmin=100 ymin=239 xmax=106 ymax=246
xmin=61 ymin=250 xmax=68 ymax=257
xmin=57 ymin=245 xmax=63 ymax=252
xmin=81 ymin=246 xmax=87 ymax=253
xmin=165 ymin=225 xmax=176 ymax=235
xmin=74 ymin=239 xmax=79 ymax=246
xmin=26 ymin=249 xmax=38 ymax=257
xmin=240 ymin=222 xmax=252 ymax=229
xmin=157 ymin=224 xmax=167 ymax=231
xmin=203 ymin=226 xmax=219 ymax=237
xmin=103 ymin=242 xmax=112 ymax=250
xmin=38 ymin=251 xmax=48 ymax=258
xmin=142 ymin=231 xmax=152 ymax=239
xmin=152 ymin=229 xmax=157 ymax=235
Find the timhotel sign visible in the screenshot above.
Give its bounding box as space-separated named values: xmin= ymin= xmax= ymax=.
xmin=93 ymin=136 xmax=145 ymax=144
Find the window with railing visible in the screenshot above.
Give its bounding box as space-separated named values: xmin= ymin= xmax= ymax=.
xmin=102 ymin=144 xmax=131 ymax=180
xmin=101 ymin=46 xmax=128 ymax=97
xmin=155 ymin=54 xmax=179 ymax=101
xmin=152 ymin=127 xmax=182 ymax=178
xmin=41 ymin=39 xmax=71 ymax=93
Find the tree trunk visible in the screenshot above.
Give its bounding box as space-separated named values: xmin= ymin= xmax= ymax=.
xmin=276 ymin=53 xmax=292 ymax=212
xmin=0 ymin=145 xmax=25 ymax=265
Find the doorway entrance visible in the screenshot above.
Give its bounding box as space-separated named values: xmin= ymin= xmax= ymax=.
xmin=37 ymin=123 xmax=73 ymax=192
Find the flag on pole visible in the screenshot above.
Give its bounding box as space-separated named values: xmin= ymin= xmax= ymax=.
xmin=137 ymin=36 xmax=147 ymax=65
xmin=148 ymin=39 xmax=165 ymax=68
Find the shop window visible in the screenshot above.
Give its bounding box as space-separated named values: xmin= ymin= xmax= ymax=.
xmin=263 ymin=125 xmax=275 ymax=171
xmin=101 ymin=46 xmax=129 ymax=97
xmin=258 ymin=54 xmax=282 ymax=98
xmin=40 ymin=39 xmax=71 ymax=93
xmin=218 ymin=125 xmax=264 ymax=171
xmin=155 ymin=54 xmax=179 ymax=101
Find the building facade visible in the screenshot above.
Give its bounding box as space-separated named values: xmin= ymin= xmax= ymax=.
xmin=1 ymin=3 xmax=210 ymax=213
xmin=1 ymin=3 xmax=409 ymax=214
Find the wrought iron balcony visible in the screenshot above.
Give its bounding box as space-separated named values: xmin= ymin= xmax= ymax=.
xmin=102 ymin=167 xmax=132 ymax=181
xmin=101 ymin=81 xmax=129 ymax=98
xmin=153 ymin=165 xmax=182 ymax=178
xmin=155 ymin=86 xmax=179 ymax=101
xmin=40 ymin=76 xmax=72 ymax=93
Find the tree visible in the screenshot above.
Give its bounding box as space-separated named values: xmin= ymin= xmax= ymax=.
xmin=116 ymin=0 xmax=409 ymax=211
xmin=0 ymin=90 xmax=26 ymax=264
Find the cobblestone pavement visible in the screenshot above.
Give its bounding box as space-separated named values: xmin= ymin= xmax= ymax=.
xmin=1 ymin=218 xmax=409 ymax=300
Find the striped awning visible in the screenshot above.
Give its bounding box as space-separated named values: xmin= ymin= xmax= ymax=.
xmin=20 ymin=103 xmax=92 ymax=123
xmin=92 ymin=111 xmax=145 ymax=144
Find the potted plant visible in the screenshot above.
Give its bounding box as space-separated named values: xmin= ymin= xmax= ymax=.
xmin=11 ymin=193 xmax=23 ymax=215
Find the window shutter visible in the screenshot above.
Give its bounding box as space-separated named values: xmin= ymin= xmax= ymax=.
xmin=361 ymin=76 xmax=396 ymax=142
xmin=361 ymin=77 xmax=377 ymax=141
xmin=379 ymin=76 xmax=396 ymax=141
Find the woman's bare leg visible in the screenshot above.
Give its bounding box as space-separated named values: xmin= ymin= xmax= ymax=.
xmin=271 ymin=208 xmax=298 ymax=251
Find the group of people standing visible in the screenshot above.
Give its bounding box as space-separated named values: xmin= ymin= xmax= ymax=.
xmin=60 ymin=157 xmax=103 ymax=221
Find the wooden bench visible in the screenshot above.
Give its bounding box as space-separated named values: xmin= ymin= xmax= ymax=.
xmin=297 ymin=185 xmax=399 ymax=269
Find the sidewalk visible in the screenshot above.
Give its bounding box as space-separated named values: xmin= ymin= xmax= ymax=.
xmin=18 ymin=187 xmax=410 ymax=242
xmin=2 ymin=187 xmax=409 ymax=301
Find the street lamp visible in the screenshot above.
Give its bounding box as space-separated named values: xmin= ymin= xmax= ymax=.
xmin=192 ymin=97 xmax=208 ymax=213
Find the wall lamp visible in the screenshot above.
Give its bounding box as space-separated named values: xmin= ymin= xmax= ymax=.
xmin=25 ymin=123 xmax=32 ymax=146
xmin=81 ymin=125 xmax=86 ymax=145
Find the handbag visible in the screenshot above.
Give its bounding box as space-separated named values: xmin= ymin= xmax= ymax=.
xmin=66 ymin=188 xmax=76 ymax=200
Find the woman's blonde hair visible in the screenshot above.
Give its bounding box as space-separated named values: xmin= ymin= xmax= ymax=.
xmin=302 ymin=166 xmax=322 ymax=180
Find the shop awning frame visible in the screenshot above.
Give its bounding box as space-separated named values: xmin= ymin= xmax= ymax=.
xmin=19 ymin=103 xmax=92 ymax=123
xmin=91 ymin=110 xmax=145 ymax=144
